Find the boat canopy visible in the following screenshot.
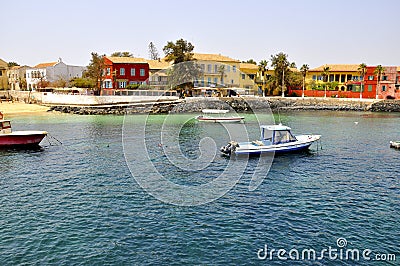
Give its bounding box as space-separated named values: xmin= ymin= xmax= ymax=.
xmin=260 ymin=124 xmax=292 ymax=131
xmin=260 ymin=124 xmax=297 ymax=144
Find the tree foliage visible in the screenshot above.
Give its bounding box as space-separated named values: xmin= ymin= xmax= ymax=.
xmin=70 ymin=77 xmax=96 ymax=88
xmin=270 ymin=52 xmax=296 ymax=95
xmin=242 ymin=59 xmax=257 ymax=65
xmin=111 ymin=51 xmax=133 ymax=57
xmin=163 ymin=39 xmax=200 ymax=90
xmin=163 ymin=38 xmax=195 ymax=64
xmin=7 ymin=62 xmax=20 ymax=68
xmin=148 ymin=42 xmax=159 ymax=60
xmin=86 ymin=52 xmax=106 ymax=94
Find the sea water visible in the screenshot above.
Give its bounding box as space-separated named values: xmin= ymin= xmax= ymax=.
xmin=0 ymin=111 xmax=399 ymax=265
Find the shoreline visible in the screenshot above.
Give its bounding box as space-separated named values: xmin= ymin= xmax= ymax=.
xmin=0 ymin=102 xmax=51 ymax=118
xmin=2 ymin=97 xmax=400 ymax=117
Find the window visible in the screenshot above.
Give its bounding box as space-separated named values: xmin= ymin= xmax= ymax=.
xmin=201 ymin=64 xmax=205 ymax=72
xmin=341 ymin=75 xmax=345 ymax=82
xmin=104 ymin=81 xmax=112 ymax=88
xmin=106 ymin=68 xmax=110 ymax=75
xmin=368 ymin=75 xmax=374 ymax=80
xmin=241 ymin=74 xmax=245 ymax=80
xmin=0 ymin=70 xmax=2 ymax=76
xmin=207 ymin=77 xmax=211 ymax=86
xmin=214 ymin=77 xmax=218 ymax=84
xmin=227 ymin=66 xmax=230 ymax=72
xmin=27 ymin=73 xmax=30 ymax=78
xmin=131 ymin=68 xmax=136 ymax=76
xmin=140 ymin=68 xmax=145 ymax=76
xmin=231 ymin=79 xmax=234 ymax=84
xmin=312 ymin=75 xmax=316 ymax=81
xmin=207 ymin=64 xmax=212 ymax=73
xmin=382 ymin=85 xmax=386 ymax=91
xmin=119 ymin=81 xmax=127 ymax=88
xmin=368 ymin=85 xmax=373 ymax=92
xmin=233 ymin=66 xmax=236 ymax=72
xmin=382 ymin=76 xmax=388 ymax=81
xmin=120 ymin=68 xmax=125 ymax=75
xmin=214 ymin=65 xmax=218 ymax=73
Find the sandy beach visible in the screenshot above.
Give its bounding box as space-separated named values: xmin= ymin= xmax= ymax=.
xmin=0 ymin=102 xmax=51 ymax=117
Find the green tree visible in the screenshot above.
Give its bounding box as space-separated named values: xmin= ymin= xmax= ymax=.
xmin=86 ymin=52 xmax=106 ymax=95
xmin=270 ymin=52 xmax=294 ymax=97
xmin=163 ymin=39 xmax=200 ymax=91
xmin=243 ymin=59 xmax=257 ymax=65
xmin=357 ymin=63 xmax=367 ymax=99
xmin=374 ymin=65 xmax=385 ymax=99
xmin=111 ymin=51 xmax=133 ymax=57
xmin=258 ymin=60 xmax=268 ymax=96
xmin=163 ymin=38 xmax=195 ymax=64
xmin=148 ymin=42 xmax=159 ymax=60
xmin=218 ymin=65 xmax=226 ymax=86
xmin=321 ymin=66 xmax=330 ymax=97
xmin=300 ymin=64 xmax=309 ymax=98
xmin=7 ymin=62 xmax=20 ymax=68
xmin=70 ymin=77 xmax=96 ymax=88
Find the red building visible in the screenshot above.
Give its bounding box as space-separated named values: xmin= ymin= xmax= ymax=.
xmin=102 ymin=56 xmax=149 ymax=95
xmin=364 ymin=66 xmax=399 ymax=99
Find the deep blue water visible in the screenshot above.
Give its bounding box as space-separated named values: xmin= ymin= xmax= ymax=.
xmin=0 ymin=111 xmax=399 ymax=265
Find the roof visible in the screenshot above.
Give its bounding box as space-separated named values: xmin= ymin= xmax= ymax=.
xmin=239 ymin=62 xmax=259 ymax=70
xmin=146 ymin=59 xmax=170 ymax=69
xmin=106 ymin=56 xmax=148 ymax=64
xmin=261 ymin=124 xmax=291 ymax=131
xmin=310 ymin=64 xmax=359 ymax=72
xmin=192 ymin=53 xmax=240 ymax=63
xmin=34 ymin=62 xmax=58 ymax=68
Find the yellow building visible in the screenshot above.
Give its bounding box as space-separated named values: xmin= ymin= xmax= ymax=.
xmin=239 ymin=63 xmax=259 ymax=93
xmin=0 ymin=58 xmax=8 ymax=90
xmin=192 ymin=53 xmax=241 ymax=88
xmin=147 ymin=59 xmax=171 ymax=90
xmin=307 ymin=64 xmax=361 ymax=91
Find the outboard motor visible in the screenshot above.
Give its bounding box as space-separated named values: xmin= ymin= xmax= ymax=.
xmin=220 ymin=141 xmax=238 ymax=155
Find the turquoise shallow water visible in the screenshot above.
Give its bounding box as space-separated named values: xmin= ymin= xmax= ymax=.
xmin=0 ymin=111 xmax=399 ymax=265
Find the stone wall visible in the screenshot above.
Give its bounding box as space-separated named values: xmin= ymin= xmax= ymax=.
xmin=47 ymin=97 xmax=394 ymax=115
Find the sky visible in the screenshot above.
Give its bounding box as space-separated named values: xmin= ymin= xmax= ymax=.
xmin=3 ymin=0 xmax=400 ymax=69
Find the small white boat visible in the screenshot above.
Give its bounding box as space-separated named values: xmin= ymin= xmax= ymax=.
xmin=220 ymin=124 xmax=321 ymax=156
xmin=390 ymin=141 xmax=400 ymax=149
xmin=196 ymin=109 xmax=244 ymax=123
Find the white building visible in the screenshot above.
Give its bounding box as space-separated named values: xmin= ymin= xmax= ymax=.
xmin=26 ymin=58 xmax=86 ymax=90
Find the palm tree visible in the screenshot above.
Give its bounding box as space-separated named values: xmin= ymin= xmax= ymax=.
xmin=217 ymin=65 xmax=225 ymax=87
xmin=374 ymin=65 xmax=385 ymax=99
xmin=321 ymin=66 xmax=330 ymax=98
xmin=358 ymin=63 xmax=367 ymax=99
xmin=258 ymin=60 xmax=268 ymax=96
xmin=300 ymin=64 xmax=309 ymax=98
xmin=270 ymin=53 xmax=290 ymax=97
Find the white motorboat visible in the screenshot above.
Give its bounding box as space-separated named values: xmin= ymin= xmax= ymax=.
xmin=220 ymin=124 xmax=321 ymax=156
xmin=196 ymin=109 xmax=244 ymax=123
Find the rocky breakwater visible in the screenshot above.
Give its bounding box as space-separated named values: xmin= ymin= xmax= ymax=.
xmin=370 ymin=100 xmax=400 ymax=112
xmin=48 ymin=97 xmax=400 ymax=115
xmin=48 ymin=101 xmax=180 ymax=115
xmin=171 ymin=97 xmax=375 ymax=113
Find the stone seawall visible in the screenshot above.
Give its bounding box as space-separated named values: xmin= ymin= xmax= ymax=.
xmin=47 ymin=97 xmax=400 ymax=115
